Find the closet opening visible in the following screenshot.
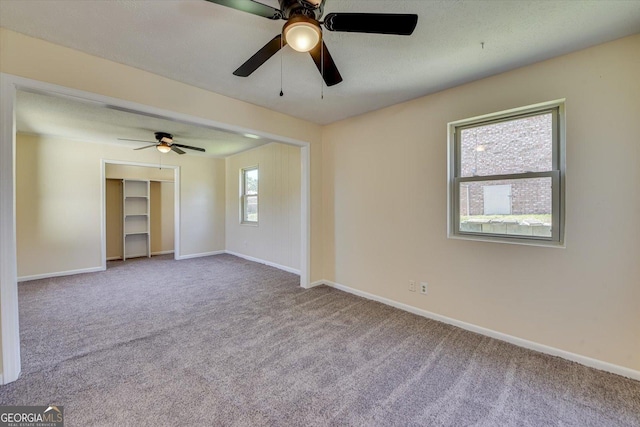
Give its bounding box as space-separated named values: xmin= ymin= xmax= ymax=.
xmin=103 ymin=161 xmax=179 ymax=266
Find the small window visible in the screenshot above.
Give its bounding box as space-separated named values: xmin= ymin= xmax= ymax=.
xmin=241 ymin=166 xmax=258 ymax=224
xmin=448 ymin=101 xmax=565 ymax=245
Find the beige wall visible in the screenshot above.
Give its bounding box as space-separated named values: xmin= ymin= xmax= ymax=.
xmin=226 ymin=143 xmax=301 ymax=271
xmin=16 ymin=133 xmax=224 ymax=277
xmin=322 ymin=35 xmax=640 ymax=371
xmin=0 ymin=28 xmax=323 ymax=281
xmin=105 ymin=179 xmax=123 ymax=259
xmin=105 ymin=164 xmax=174 ymax=181
xmin=150 ymin=181 xmax=175 ymax=255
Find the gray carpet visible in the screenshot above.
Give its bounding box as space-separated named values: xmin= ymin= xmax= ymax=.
xmin=1 ymin=254 xmax=638 ymax=426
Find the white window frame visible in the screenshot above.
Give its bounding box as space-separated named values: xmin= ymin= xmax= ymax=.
xmin=447 ymin=100 xmax=566 ymax=246
xmin=240 ymin=165 xmax=259 ymax=225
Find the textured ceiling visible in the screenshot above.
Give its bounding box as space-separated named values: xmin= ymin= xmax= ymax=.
xmin=2 ymin=0 xmax=640 ymax=126
xmin=0 ymin=0 xmax=640 ymax=157
xmin=17 ymin=91 xmax=270 ymax=158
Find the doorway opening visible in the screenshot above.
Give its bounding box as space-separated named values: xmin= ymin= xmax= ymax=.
xmin=1 ymin=73 xmax=311 ymax=385
xmin=103 ymin=161 xmax=179 ymax=266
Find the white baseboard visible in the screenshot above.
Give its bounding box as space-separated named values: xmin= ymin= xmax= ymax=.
xmin=0 ymin=373 xmax=3 ymax=385
xmin=125 ymin=253 xmax=149 ymax=259
xmin=308 ymin=280 xmax=325 ymax=288
xmin=151 ymin=250 xmax=174 ymax=256
xmin=319 ymin=280 xmax=640 ymax=382
xmin=225 ymin=251 xmax=300 ymax=275
xmin=18 ymin=266 xmax=105 ymax=283
xmin=175 ymin=250 xmax=225 ymax=260
xmin=108 ymin=250 xmax=173 ymax=261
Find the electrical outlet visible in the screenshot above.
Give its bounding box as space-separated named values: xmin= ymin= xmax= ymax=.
xmin=420 ymin=282 xmax=428 ymax=294
xmin=408 ymin=280 xmax=416 ymax=292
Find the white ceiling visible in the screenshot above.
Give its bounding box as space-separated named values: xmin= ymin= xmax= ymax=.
xmin=2 ymin=0 xmax=639 ymax=126
xmin=16 ymin=90 xmax=272 ymax=157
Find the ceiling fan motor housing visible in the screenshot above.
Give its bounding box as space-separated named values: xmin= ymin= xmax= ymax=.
xmin=154 ymin=132 xmax=173 ymax=144
xmin=280 ymin=0 xmax=324 ymax=20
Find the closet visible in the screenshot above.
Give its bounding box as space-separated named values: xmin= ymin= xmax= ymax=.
xmin=123 ymin=179 xmax=150 ymax=260
xmin=105 ymin=165 xmax=174 ymax=262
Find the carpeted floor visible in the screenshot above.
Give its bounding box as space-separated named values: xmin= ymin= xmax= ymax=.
xmin=1 ymin=254 xmax=638 ymax=426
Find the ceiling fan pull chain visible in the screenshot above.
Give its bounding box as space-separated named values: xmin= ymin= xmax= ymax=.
xmin=320 ymin=32 xmax=324 ymax=100
xmin=280 ymin=35 xmax=284 ymax=97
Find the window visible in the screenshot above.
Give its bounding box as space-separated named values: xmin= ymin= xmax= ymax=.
xmin=448 ymin=101 xmax=565 ymax=245
xmin=241 ymin=166 xmax=258 ymax=224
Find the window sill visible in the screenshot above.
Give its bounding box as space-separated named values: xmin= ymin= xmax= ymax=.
xmin=448 ymin=233 xmax=565 ymax=248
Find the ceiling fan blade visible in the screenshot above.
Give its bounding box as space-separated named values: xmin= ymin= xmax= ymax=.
xmin=171 ymin=146 xmax=186 ymax=155
xmin=204 ymin=0 xmax=282 ymax=19
xmin=134 ymin=144 xmax=158 ymax=150
xmin=324 ymin=13 xmax=418 ymax=35
xmin=118 ymin=138 xmax=155 ymax=143
xmin=309 ymin=41 xmax=343 ymax=86
xmin=172 ymin=143 xmax=206 ymax=153
xmin=234 ymin=34 xmax=285 ymax=77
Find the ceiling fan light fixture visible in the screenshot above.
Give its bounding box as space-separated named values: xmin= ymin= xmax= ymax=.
xmin=283 ymin=16 xmax=321 ymax=52
xmin=156 ymin=143 xmax=172 ymax=153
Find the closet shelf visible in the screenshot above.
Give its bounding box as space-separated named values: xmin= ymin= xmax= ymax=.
xmin=123 ymin=179 xmax=150 ymax=260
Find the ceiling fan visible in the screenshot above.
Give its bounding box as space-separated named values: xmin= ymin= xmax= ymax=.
xmin=119 ymin=132 xmax=206 ymax=154
xmin=206 ymin=0 xmax=418 ymax=86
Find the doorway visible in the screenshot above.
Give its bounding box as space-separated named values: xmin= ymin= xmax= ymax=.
xmin=105 ymin=163 xmax=177 ymax=263
xmin=1 ymin=74 xmax=312 ymax=385
xmin=102 ymin=160 xmax=180 ymax=267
